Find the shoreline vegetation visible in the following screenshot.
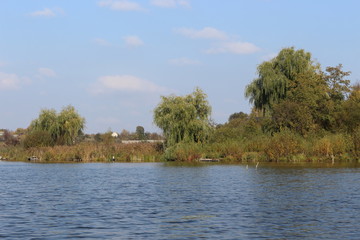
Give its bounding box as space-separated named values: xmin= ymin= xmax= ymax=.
xmin=1 ymin=47 xmax=360 ymax=163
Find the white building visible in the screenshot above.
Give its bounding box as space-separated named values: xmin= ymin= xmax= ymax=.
xmin=111 ymin=132 xmax=119 ymax=138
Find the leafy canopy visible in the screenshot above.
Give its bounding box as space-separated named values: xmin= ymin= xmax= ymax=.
xmin=153 ymin=88 xmax=212 ymax=147
xmin=245 ymin=47 xmax=318 ymax=116
xmin=29 ymin=105 xmax=85 ymax=145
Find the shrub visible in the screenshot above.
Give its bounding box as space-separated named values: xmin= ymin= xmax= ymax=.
xmin=163 ymin=142 xmax=204 ymax=161
xmin=22 ymin=130 xmax=54 ymax=148
xmin=352 ymin=127 xmax=360 ymax=158
xmin=312 ymin=134 xmax=351 ymax=160
xmin=263 ymin=130 xmax=303 ymax=161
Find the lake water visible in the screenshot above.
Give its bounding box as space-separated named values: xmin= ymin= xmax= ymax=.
xmin=0 ymin=161 xmax=360 ymax=239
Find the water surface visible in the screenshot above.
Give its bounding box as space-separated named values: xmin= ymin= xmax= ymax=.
xmin=0 ymin=161 xmax=359 ymax=239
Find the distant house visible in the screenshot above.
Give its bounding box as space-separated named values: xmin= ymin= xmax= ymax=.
xmin=111 ymin=132 xmax=119 ymax=138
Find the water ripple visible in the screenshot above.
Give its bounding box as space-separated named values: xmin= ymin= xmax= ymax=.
xmin=0 ymin=162 xmax=360 ymax=239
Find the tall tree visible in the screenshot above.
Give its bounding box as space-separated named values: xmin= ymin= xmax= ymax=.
xmin=154 ymin=88 xmax=212 ymax=147
xmin=245 ymin=47 xmax=318 ymax=116
xmin=58 ymin=105 xmax=86 ymax=145
xmin=30 ymin=109 xmax=59 ymax=141
xmin=324 ymin=64 xmax=351 ymax=102
xmin=336 ymin=84 xmax=360 ymax=132
xmin=28 ymin=105 xmax=85 ymax=145
xmin=136 ymin=126 xmax=145 ymax=140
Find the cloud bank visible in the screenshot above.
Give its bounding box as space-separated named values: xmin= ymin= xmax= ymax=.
xmin=29 ymin=8 xmax=63 ymax=17
xmin=150 ymin=0 xmax=190 ymax=8
xmin=98 ymin=0 xmax=145 ymax=11
xmin=123 ymin=36 xmax=144 ymax=47
xmin=206 ymin=41 xmax=260 ymax=55
xmin=175 ymin=27 xmax=227 ymax=40
xmin=90 ymin=75 xmax=167 ymax=94
xmin=169 ymin=57 xmax=201 ymax=66
xmin=38 ymin=68 xmax=57 ymax=78
xmin=175 ymin=27 xmax=260 ymax=55
xmin=0 ymin=72 xmax=20 ymax=90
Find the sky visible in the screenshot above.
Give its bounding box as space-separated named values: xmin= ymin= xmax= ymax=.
xmin=1 ymin=0 xmax=360 ymax=134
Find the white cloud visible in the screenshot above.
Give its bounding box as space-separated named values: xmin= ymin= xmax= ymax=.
xmin=169 ymin=57 xmax=201 ymax=66
xmin=176 ymin=26 xmax=261 ymax=55
xmin=151 ymin=0 xmax=190 ymax=8
xmin=94 ymin=38 xmax=112 ymax=46
xmin=29 ymin=8 xmax=63 ymax=17
xmin=0 ymin=72 xmax=21 ymax=90
xmin=38 ymin=68 xmax=56 ymax=78
xmin=90 ymin=75 xmax=167 ymax=94
xmin=206 ymin=41 xmax=260 ymax=55
xmin=98 ymin=0 xmax=145 ymax=11
xmin=175 ymin=27 xmax=228 ymax=40
xmin=123 ymin=36 xmax=144 ymax=47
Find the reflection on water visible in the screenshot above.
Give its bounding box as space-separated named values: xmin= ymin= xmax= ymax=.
xmin=0 ymin=161 xmax=359 ymax=239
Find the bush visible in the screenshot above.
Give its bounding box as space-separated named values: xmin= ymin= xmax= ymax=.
xmin=312 ymin=134 xmax=351 ymax=160
xmin=264 ymin=130 xmax=304 ymax=161
xmin=352 ymin=127 xmax=360 ymax=158
xmin=163 ymin=142 xmax=204 ymax=161
xmin=22 ymin=130 xmax=54 ymax=148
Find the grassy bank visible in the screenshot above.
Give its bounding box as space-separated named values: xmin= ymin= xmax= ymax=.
xmin=1 ymin=130 xmax=360 ymax=163
xmin=160 ymin=131 xmax=360 ymax=163
xmin=0 ymin=142 xmax=163 ymax=163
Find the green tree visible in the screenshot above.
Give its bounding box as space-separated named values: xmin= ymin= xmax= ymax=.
xmin=136 ymin=126 xmax=145 ymax=140
xmin=23 ymin=130 xmax=54 ymax=148
xmin=57 ymin=105 xmax=85 ymax=145
xmin=336 ymin=84 xmax=360 ymax=132
xmin=324 ymin=64 xmax=351 ymax=102
xmin=30 ymin=109 xmax=59 ymax=141
xmin=245 ymin=47 xmax=318 ymax=116
xmin=228 ymin=112 xmax=248 ymax=122
xmin=28 ymin=105 xmax=85 ymax=145
xmin=154 ymin=87 xmax=212 ymax=147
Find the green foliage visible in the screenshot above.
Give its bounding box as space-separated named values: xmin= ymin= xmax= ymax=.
xmin=136 ymin=126 xmax=145 ymax=140
xmin=101 ymin=131 xmax=116 ymax=145
xmin=325 ymin=64 xmax=351 ymax=102
xmin=263 ymin=130 xmax=304 ymax=161
xmin=57 ymin=105 xmax=86 ymax=145
xmin=22 ymin=130 xmax=54 ymax=148
xmin=312 ymin=134 xmax=351 ymax=160
xmin=245 ymin=47 xmax=317 ymax=116
xmin=28 ymin=105 xmax=85 ymax=146
xmin=228 ymin=112 xmax=248 ymax=122
xmin=245 ymin=47 xmax=354 ymax=136
xmin=154 ymin=87 xmax=212 ymax=147
xmin=271 ymin=100 xmax=314 ymax=135
xmin=163 ymin=142 xmax=204 ymax=162
xmin=336 ymin=84 xmax=360 ymax=132
xmin=211 ymin=114 xmax=263 ymax=143
xmin=352 ymin=127 xmax=360 ymax=158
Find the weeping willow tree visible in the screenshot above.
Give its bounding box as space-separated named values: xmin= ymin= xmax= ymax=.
xmin=245 ymin=47 xmax=318 ymax=116
xmin=57 ymin=106 xmax=86 ymax=145
xmin=30 ymin=109 xmax=60 ymax=142
xmin=153 ymin=88 xmax=212 ymax=147
xmin=29 ymin=105 xmax=85 ymax=146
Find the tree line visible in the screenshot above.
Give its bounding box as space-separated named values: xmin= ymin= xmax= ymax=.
xmin=153 ymin=47 xmax=360 ymax=161
xmin=1 ymin=46 xmax=359 ymax=162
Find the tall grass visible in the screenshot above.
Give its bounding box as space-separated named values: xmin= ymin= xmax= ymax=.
xmin=0 ymin=142 xmax=163 ymax=162
xmin=263 ymin=130 xmax=304 ymax=162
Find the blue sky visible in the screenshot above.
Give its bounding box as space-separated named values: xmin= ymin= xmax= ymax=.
xmin=1 ymin=0 xmax=360 ymax=134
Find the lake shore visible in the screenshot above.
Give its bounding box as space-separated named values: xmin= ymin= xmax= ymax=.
xmin=1 ymin=141 xmax=359 ymax=164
